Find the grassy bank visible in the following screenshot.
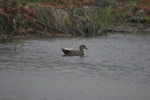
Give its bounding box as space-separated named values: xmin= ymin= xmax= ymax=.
xmin=0 ymin=0 xmax=150 ymax=40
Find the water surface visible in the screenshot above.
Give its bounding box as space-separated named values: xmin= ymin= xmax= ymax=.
xmin=0 ymin=34 xmax=150 ymax=100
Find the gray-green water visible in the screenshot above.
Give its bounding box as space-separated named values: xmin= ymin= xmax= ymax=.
xmin=0 ymin=34 xmax=150 ymax=100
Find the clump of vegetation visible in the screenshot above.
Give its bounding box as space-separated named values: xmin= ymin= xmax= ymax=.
xmin=85 ymin=8 xmax=119 ymax=34
xmin=0 ymin=0 xmax=39 ymax=38
xmin=30 ymin=3 xmax=72 ymax=35
xmin=0 ymin=13 xmax=13 ymax=35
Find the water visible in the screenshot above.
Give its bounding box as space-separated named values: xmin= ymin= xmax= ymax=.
xmin=0 ymin=34 xmax=150 ymax=100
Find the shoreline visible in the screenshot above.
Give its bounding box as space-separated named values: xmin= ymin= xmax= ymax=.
xmin=0 ymin=0 xmax=150 ymax=39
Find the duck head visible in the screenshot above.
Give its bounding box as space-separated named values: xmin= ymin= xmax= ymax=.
xmin=79 ymin=45 xmax=88 ymax=50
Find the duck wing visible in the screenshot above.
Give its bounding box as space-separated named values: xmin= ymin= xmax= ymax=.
xmin=61 ymin=48 xmax=71 ymax=54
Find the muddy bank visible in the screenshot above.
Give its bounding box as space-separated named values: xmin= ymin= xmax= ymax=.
xmin=0 ymin=0 xmax=150 ymax=39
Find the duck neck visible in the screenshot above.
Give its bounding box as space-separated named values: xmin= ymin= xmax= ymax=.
xmin=80 ymin=48 xmax=84 ymax=53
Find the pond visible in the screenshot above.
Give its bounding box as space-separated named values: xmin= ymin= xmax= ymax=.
xmin=0 ymin=33 xmax=150 ymax=100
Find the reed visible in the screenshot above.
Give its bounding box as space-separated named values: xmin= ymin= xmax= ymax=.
xmin=86 ymin=8 xmax=119 ymax=35
xmin=98 ymin=9 xmax=118 ymax=29
xmin=14 ymin=39 xmax=23 ymax=51
xmin=0 ymin=16 xmax=8 ymax=35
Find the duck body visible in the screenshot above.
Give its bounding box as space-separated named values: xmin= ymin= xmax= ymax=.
xmin=61 ymin=45 xmax=88 ymax=56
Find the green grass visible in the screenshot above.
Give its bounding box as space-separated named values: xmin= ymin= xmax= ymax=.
xmin=0 ymin=16 xmax=8 ymax=35
xmin=86 ymin=8 xmax=119 ymax=30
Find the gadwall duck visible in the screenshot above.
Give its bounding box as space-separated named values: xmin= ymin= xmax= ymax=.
xmin=61 ymin=45 xmax=88 ymax=56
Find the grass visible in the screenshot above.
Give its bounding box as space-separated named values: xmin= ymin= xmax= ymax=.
xmin=0 ymin=0 xmax=149 ymax=38
xmin=0 ymin=19 xmax=7 ymax=34
xmin=98 ymin=9 xmax=118 ymax=29
xmin=86 ymin=8 xmax=119 ymax=34
xmin=0 ymin=15 xmax=9 ymax=35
